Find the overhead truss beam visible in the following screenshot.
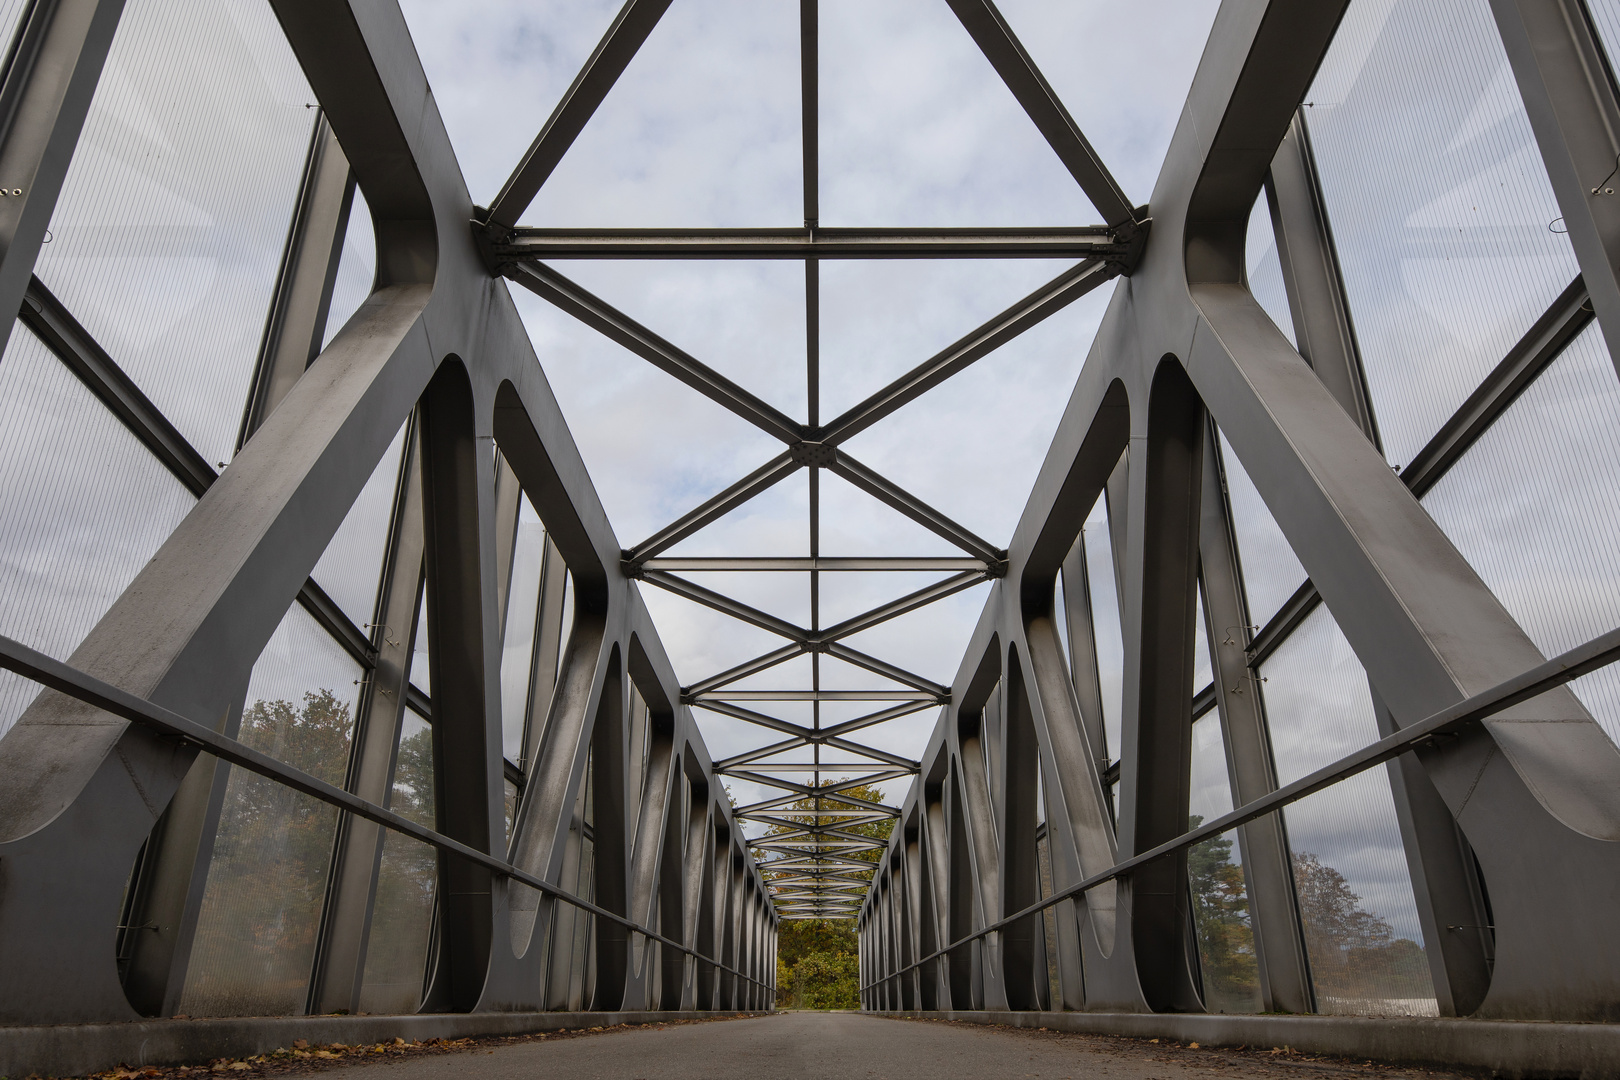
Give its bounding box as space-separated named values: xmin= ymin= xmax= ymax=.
xmin=943 ymin=0 xmax=1140 ymax=231
xmin=487 ymin=225 xmax=1132 ymax=261
xmin=484 ymin=0 xmax=674 ymax=230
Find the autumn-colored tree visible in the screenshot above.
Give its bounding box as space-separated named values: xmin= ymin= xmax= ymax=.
xmin=1291 ymin=851 xmax=1433 ymax=1008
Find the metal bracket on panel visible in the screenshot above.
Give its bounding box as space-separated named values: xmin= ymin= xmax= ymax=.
xmin=469 ymin=212 xmax=514 ymax=276
xmin=1108 ymin=207 xmax=1152 ymax=275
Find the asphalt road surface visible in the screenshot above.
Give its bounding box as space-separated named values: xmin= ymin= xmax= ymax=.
xmin=308 ymin=1012 xmax=1472 ymax=1080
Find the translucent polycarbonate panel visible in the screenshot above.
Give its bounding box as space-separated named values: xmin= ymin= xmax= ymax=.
xmin=182 ymin=606 xmax=362 ymax=1016
xmin=1260 ymin=606 xmax=1436 ymax=1016
xmin=628 ymin=685 xmax=651 ymax=834
xmin=1219 ymin=431 xmax=1307 ymax=630
xmin=1082 ymin=499 xmax=1123 ymax=763
xmin=1304 ymin=0 xmax=1579 ymax=468
xmin=1246 ymin=190 xmax=1296 ymax=348
xmin=1591 ymin=2 xmax=1620 ymax=83
xmin=501 ymin=497 xmax=546 ymax=765
xmin=1421 ymin=323 xmax=1620 ymax=745
xmin=1188 ymin=714 xmax=1234 ymax=821
xmin=357 ymin=711 xmax=434 ymax=1015
xmin=36 ymin=0 xmax=317 ymax=467
xmin=1193 ymin=591 xmax=1212 ymax=691
xmin=321 ymin=186 xmax=375 ymax=352
xmin=1053 ymin=576 xmax=1072 ymax=673
xmin=311 ymin=421 xmax=405 ymax=630
xmin=410 ymin=578 xmax=429 ymax=697
xmin=558 ymin=568 xmax=576 ymax=679
xmin=0 ymin=329 xmax=196 ymax=740
xmin=1187 ymin=714 xmax=1260 ymax=1013
xmin=0 ymin=2 xmax=28 ymax=65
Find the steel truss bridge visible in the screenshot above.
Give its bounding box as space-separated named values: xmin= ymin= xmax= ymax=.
xmin=0 ymin=0 xmax=1618 ymax=1072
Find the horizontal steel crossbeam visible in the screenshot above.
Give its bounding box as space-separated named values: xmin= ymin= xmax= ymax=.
xmin=639 ymin=556 xmax=988 ymax=572
xmin=489 ymin=225 xmax=1130 ymax=260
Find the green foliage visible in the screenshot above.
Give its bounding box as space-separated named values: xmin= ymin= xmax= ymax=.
xmin=1186 ymin=818 xmax=1260 ymax=1011
xmin=185 ymin=690 xmax=356 ymax=1013
xmin=1186 ymin=820 xmax=1435 ymax=1011
xmin=790 ymin=950 xmax=861 ymax=1009
xmin=777 ymin=917 xmax=857 ymax=967
xmin=775 ymin=920 xmax=861 ymax=1009
xmin=758 ymin=782 xmax=894 ymax=1009
xmin=361 ymin=722 xmax=437 ymax=1009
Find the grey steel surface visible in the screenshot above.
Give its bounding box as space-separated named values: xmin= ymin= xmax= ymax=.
xmin=490 ymin=226 xmax=1129 ymax=261
xmin=859 ymin=0 xmax=1620 ymax=1028
xmin=0 ymin=0 xmax=774 ymax=1025
xmin=0 ymin=0 xmax=1611 ymax=1052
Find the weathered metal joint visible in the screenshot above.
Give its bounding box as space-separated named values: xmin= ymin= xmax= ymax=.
xmin=469 ymin=214 xmax=517 ymax=276
xmin=1107 ymin=209 xmax=1152 ymax=275
xmin=790 ymin=440 xmax=837 ymax=468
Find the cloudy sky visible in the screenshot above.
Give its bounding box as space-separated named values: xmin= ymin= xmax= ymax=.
xmin=7 ymin=0 xmax=1606 ymax=1005
xmin=380 ymin=0 xmax=1620 ymax=991
xmin=390 ymin=0 xmax=1221 ymax=826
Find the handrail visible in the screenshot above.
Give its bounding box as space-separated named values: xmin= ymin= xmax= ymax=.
xmin=862 ymin=621 xmax=1620 ymax=989
xmin=0 ymin=633 xmax=770 ymax=991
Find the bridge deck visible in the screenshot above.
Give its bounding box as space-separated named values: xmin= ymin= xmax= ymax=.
xmin=307 ymin=1012 xmax=1468 ymax=1080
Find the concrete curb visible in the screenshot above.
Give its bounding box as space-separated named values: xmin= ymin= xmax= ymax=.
xmin=0 ymin=1010 xmax=770 ymax=1078
xmin=870 ymin=1010 xmax=1620 ymax=1079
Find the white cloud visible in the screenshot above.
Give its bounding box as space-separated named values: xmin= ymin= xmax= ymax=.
xmin=398 ymin=0 xmax=1218 ymax=853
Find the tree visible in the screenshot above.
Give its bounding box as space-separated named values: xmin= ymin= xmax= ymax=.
xmin=1292 ymin=851 xmax=1434 ymax=1008
xmin=360 ymin=722 xmax=438 ymax=1012
xmin=185 ymin=690 xmax=356 ymax=1014
xmin=753 ymin=780 xmax=894 ymax=1009
xmin=1186 ymin=817 xmax=1260 ymax=1011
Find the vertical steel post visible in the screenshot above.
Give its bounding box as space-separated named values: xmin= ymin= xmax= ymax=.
xmin=1114 ymin=365 xmax=1204 ymax=1013
xmin=238 ymin=114 xmax=356 ymax=444
xmin=310 ymin=424 xmax=425 ymax=1014
xmin=1263 ymin=113 xmax=1377 ymax=440
xmin=1196 ymin=421 xmax=1314 ymax=1014
xmin=417 ymin=363 xmax=501 ymax=1012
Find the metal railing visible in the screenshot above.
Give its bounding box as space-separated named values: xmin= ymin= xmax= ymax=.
xmin=0 ymin=632 xmax=771 ymax=991
xmin=863 ymin=622 xmax=1620 ymax=990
